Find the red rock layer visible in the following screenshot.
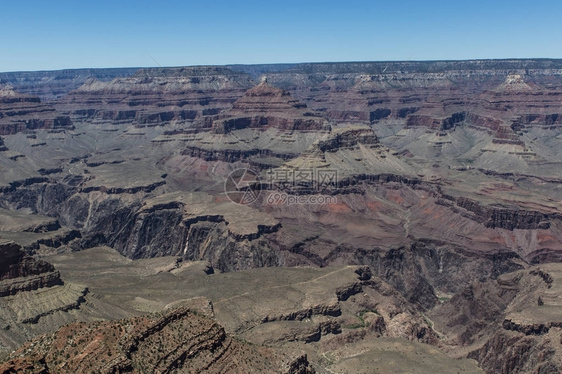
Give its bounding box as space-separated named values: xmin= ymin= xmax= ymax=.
xmin=211 ymin=81 xmax=329 ymax=133
xmin=0 ymin=307 xmax=313 ymax=374
xmin=56 ymin=67 xmax=256 ymax=128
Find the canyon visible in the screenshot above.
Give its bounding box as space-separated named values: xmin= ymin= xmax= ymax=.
xmin=1 ymin=59 xmax=562 ymax=372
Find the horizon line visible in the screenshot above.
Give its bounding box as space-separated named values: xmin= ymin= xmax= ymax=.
xmin=2 ymin=57 xmax=562 ymax=75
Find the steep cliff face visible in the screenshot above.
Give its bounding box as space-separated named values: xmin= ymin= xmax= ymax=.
xmin=0 ymin=86 xmax=73 ymax=135
xmin=252 ymin=60 xmax=562 ymax=126
xmin=5 ymin=59 xmax=562 ymax=373
xmin=230 ymin=80 xmax=308 ymax=113
xmin=429 ymin=265 xmax=562 ymax=373
xmin=0 ymin=306 xmax=315 ymax=374
xmin=400 ymin=73 xmax=562 ymax=146
xmin=448 ymin=196 xmax=551 ymax=230
xmin=164 ymin=82 xmax=332 ymax=166
xmin=0 ymin=240 xmax=96 ymax=355
xmin=0 ymin=241 xmax=62 ymax=296
xmin=468 ymin=331 xmax=560 ymax=374
xmin=94 ymin=196 xmax=282 ymax=271
xmin=57 ymin=67 xmax=255 ymax=127
xmin=315 ymin=126 xmax=379 ymax=152
xmin=211 ymin=81 xmax=329 ymax=133
xmin=2 ymin=182 xmax=282 ymax=271
xmin=326 ymin=240 xmax=523 ymax=311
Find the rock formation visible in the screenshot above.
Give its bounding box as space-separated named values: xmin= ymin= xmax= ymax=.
xmin=430 ymin=264 xmax=562 ymax=373
xmin=0 ymin=86 xmax=73 ymax=135
xmin=165 ymin=81 xmax=331 ymax=166
xmin=0 ymin=240 xmax=62 ymax=296
xmin=211 ymin=81 xmax=329 ymax=133
xmin=0 ymin=306 xmax=315 ymax=374
xmin=2 ymin=60 xmax=562 ymax=372
xmin=56 ymin=67 xmax=255 ymax=128
xmin=0 ymin=68 xmax=139 ymax=100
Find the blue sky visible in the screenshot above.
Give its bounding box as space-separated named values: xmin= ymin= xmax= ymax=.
xmin=2 ymin=0 xmax=561 ymax=72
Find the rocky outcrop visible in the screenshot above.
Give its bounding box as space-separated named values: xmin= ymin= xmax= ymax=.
xmin=529 ymin=268 xmax=554 ymax=285
xmin=429 ymin=264 xmax=562 ymax=373
xmin=0 ymin=241 xmax=53 ymax=280
xmin=230 ymin=80 xmax=308 ymax=113
xmin=262 ymin=304 xmax=342 ymax=323
xmin=23 ymin=229 xmax=82 ymax=253
xmin=502 ymin=319 xmax=553 ymax=335
xmin=0 ymin=307 xmax=315 ymax=374
xmin=57 ymin=67 xmax=255 ymax=127
xmin=213 ymin=115 xmax=327 ymax=133
xmin=429 ymin=273 xmax=520 ymax=345
xmin=495 ymin=74 xmax=538 ymax=92
xmin=0 ymin=86 xmax=73 ymax=135
xmin=0 ymin=241 xmax=63 ymax=296
xmin=79 ymin=180 xmax=165 ymax=194
xmin=0 ymin=271 xmax=62 ymax=298
xmin=468 ymin=331 xmax=559 ymax=374
xmin=315 ymin=127 xmax=379 ymax=152
xmin=18 ymin=286 xmax=89 ymax=324
xmin=253 ymin=60 xmax=562 ymax=128
xmin=182 ymin=145 xmax=298 ymax=163
xmin=452 ymin=196 xmax=551 ymax=230
xmin=404 ymin=106 xmax=526 ymax=145
xmin=250 ymin=320 xmax=342 ymax=345
xmin=211 ymin=81 xmax=329 ymax=134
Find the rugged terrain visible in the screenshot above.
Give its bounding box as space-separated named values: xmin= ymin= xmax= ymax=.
xmin=1 ymin=59 xmax=562 ymax=372
xmin=0 ymin=246 xmax=483 ymax=373
xmin=0 ymin=305 xmax=314 ymax=374
xmin=0 ymin=86 xmax=72 ymax=135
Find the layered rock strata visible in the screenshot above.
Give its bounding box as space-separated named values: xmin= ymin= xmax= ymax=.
xmin=0 ymin=86 xmax=73 ymax=135
xmin=0 ymin=307 xmax=314 ymax=374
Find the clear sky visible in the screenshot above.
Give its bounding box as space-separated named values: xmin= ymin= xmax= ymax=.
xmin=2 ymin=0 xmax=561 ymax=72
